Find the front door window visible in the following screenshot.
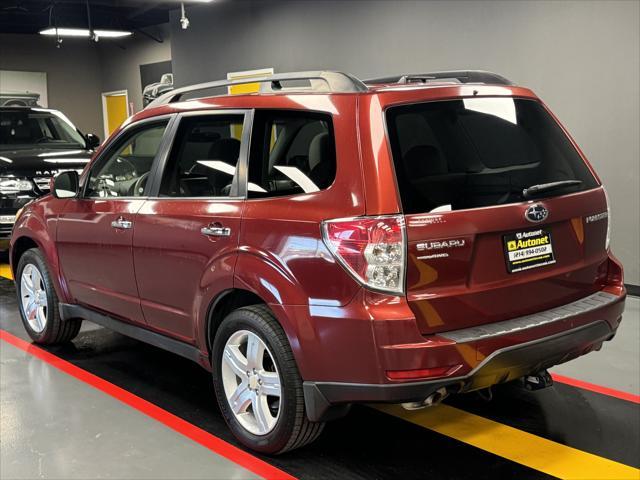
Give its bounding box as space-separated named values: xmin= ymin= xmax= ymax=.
xmin=86 ymin=122 xmax=168 ymax=198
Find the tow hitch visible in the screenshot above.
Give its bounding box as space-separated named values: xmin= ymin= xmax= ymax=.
xmin=523 ymin=370 xmax=553 ymax=391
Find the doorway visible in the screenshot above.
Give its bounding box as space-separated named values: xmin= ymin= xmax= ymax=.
xmin=101 ymin=90 xmax=129 ymax=138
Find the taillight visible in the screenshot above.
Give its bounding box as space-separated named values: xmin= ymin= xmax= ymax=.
xmin=603 ymin=187 xmax=611 ymax=251
xmin=321 ymin=215 xmax=406 ymax=294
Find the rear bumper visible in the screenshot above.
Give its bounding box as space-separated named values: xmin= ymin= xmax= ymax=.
xmin=303 ymin=289 xmax=624 ymax=422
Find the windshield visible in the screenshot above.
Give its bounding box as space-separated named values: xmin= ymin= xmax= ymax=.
xmin=386 ymin=98 xmax=598 ymax=213
xmin=0 ymin=109 xmax=86 ymax=150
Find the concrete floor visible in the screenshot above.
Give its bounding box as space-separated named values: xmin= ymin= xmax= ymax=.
xmin=0 ymin=339 xmax=259 ymax=480
xmin=1 ymin=276 xmax=638 ymax=479
xmin=551 ymin=295 xmax=640 ymax=394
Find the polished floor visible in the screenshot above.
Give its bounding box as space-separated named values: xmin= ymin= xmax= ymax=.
xmin=0 ymin=274 xmax=638 ymax=479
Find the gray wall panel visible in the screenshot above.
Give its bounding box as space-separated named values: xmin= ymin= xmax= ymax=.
xmin=97 ymin=24 xmax=172 ymax=114
xmin=170 ymin=0 xmax=639 ymax=283
xmin=0 ymin=34 xmax=103 ymax=135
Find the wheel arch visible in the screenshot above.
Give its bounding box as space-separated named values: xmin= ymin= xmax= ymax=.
xmin=12 ymin=234 xmax=68 ymax=301
xmin=204 ymin=288 xmax=266 ymax=355
xmin=11 ymin=214 xmax=69 ymax=303
xmin=11 ymin=235 xmax=39 ymax=273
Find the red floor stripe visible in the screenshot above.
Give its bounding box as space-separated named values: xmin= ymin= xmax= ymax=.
xmin=551 ymin=373 xmax=640 ymax=404
xmin=0 ymin=329 xmax=296 ymax=480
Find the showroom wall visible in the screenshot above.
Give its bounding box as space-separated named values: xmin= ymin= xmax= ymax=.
xmin=98 ymin=24 xmax=172 ymax=114
xmin=0 ymin=26 xmax=171 ymax=137
xmin=0 ymin=34 xmax=103 ymax=135
xmin=170 ymin=0 xmax=640 ymax=284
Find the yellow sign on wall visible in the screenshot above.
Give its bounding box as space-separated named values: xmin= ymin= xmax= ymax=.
xmin=227 ymin=68 xmax=274 ymax=95
xmin=226 ymin=68 xmax=274 ymax=139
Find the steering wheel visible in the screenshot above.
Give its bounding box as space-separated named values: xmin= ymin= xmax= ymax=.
xmin=132 ymin=171 xmax=150 ymax=196
xmin=115 ymin=156 xmax=138 ymax=173
xmin=35 ymin=136 xmax=54 ymax=144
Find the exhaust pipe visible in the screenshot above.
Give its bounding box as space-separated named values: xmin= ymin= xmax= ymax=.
xmin=401 ymin=387 xmax=448 ymax=411
xmin=523 ymin=370 xmax=553 ymax=391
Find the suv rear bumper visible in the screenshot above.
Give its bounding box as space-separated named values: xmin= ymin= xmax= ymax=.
xmin=303 ymin=289 xmax=624 ymax=422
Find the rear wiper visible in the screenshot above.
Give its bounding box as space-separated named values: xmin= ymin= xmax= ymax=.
xmin=522 ymin=180 xmax=582 ymax=199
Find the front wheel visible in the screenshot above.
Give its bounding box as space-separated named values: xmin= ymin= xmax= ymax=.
xmin=212 ymin=305 xmax=324 ymax=454
xmin=16 ymin=248 xmax=82 ymax=344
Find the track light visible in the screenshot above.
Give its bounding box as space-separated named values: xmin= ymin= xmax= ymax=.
xmin=39 ymin=27 xmax=132 ymax=38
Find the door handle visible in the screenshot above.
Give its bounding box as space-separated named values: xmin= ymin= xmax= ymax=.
xmin=111 ymin=217 xmax=133 ymax=230
xmin=201 ymin=224 xmax=231 ymax=237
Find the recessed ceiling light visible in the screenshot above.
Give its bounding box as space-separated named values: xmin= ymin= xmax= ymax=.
xmin=39 ymin=27 xmax=132 ymax=38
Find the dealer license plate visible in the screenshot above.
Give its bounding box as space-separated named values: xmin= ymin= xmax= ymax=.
xmin=503 ymin=229 xmax=556 ymax=273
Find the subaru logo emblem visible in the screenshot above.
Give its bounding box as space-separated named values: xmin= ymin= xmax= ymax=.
xmin=525 ymin=204 xmax=549 ymax=223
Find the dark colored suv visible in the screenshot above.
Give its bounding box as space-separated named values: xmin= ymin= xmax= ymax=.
xmin=10 ymin=71 xmax=626 ymax=454
xmin=0 ymin=106 xmax=100 ymax=251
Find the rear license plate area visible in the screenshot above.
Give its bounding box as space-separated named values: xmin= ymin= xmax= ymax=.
xmin=503 ymin=229 xmax=556 ymax=273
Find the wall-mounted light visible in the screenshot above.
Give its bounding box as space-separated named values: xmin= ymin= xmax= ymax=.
xmin=39 ymin=27 xmax=132 ymax=39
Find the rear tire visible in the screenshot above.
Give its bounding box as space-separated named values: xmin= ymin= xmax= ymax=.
xmin=212 ymin=304 xmax=324 ymax=454
xmin=16 ymin=248 xmax=81 ymax=344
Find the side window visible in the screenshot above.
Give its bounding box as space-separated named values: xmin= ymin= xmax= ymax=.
xmin=159 ymin=115 xmax=244 ymax=197
xmin=248 ymin=110 xmax=335 ymax=198
xmin=86 ymin=122 xmax=167 ymax=198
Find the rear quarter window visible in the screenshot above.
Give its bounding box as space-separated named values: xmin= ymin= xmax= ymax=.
xmin=386 ymin=98 xmax=598 ymax=214
xmin=247 ymin=110 xmax=336 ymax=198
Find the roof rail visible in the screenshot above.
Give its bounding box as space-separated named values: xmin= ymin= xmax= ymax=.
xmin=364 ymin=70 xmax=514 ymax=86
xmin=146 ymin=71 xmax=368 ymax=108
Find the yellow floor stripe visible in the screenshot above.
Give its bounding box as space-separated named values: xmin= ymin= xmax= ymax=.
xmin=375 ymin=404 xmax=640 ymax=480
xmin=0 ymin=264 xmax=12 ymax=280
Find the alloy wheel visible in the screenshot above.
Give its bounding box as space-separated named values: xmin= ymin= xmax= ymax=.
xmin=221 ymin=329 xmax=282 ymax=435
xmin=20 ymin=264 xmax=48 ymax=333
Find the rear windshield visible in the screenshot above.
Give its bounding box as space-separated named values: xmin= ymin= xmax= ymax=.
xmin=386 ymin=98 xmax=598 ymax=214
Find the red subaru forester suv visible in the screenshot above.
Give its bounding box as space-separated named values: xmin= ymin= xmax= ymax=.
xmin=10 ymin=71 xmax=626 ymax=453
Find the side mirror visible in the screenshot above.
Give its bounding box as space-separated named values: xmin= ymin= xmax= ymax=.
xmin=53 ymin=171 xmax=79 ymax=199
xmin=85 ymin=133 xmax=101 ymax=150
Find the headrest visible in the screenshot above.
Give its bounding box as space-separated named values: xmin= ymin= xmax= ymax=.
xmin=308 ymin=132 xmax=332 ymax=171
xmin=188 ymin=130 xmax=221 ymax=143
xmin=403 ymin=145 xmax=448 ymax=177
xmin=208 ymin=138 xmax=241 ymax=164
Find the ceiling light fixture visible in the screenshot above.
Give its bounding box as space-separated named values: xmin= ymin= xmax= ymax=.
xmin=39 ymin=27 xmax=132 ymax=38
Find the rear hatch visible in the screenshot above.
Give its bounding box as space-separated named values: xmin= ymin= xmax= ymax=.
xmin=385 ymin=97 xmax=610 ymax=334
